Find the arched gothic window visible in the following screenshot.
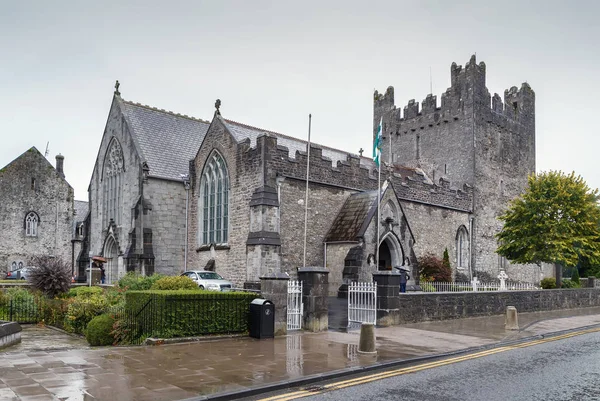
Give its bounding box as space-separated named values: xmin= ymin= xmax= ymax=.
xmin=456 ymin=226 xmax=469 ymax=269
xmin=199 ymin=151 xmax=229 ymax=245
xmin=25 ymin=212 xmax=38 ymax=236
xmin=103 ymin=138 xmax=124 ymax=227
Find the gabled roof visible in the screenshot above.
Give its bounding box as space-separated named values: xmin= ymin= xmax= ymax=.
xmin=324 ymin=190 xmax=378 ymax=242
xmin=74 ymin=200 xmax=89 ymax=223
xmin=223 ymin=119 xmax=369 ymax=168
xmin=119 ymin=99 xmax=210 ymax=181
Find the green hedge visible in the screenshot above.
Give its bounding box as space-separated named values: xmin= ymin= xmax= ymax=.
xmin=122 ymin=290 xmax=256 ymax=343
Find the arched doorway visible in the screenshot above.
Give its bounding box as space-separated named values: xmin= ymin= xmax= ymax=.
xmin=103 ymin=236 xmax=118 ymax=284
xmin=377 ymin=233 xmax=403 ymax=271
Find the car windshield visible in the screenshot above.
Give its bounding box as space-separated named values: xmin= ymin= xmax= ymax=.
xmin=198 ymin=272 xmax=222 ymax=280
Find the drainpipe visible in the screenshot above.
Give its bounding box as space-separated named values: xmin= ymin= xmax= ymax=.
xmin=182 ymin=175 xmax=191 ymax=271
xmin=469 ymin=216 xmax=474 ymax=280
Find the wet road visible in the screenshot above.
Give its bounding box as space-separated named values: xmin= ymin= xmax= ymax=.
xmin=290 ymin=329 xmax=600 ymax=401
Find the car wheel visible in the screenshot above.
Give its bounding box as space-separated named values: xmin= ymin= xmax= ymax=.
xmin=199 ymin=285 xmax=204 ymax=290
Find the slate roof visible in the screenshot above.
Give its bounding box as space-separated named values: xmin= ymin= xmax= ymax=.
xmin=74 ymin=200 xmax=89 ymax=222
xmin=223 ymin=119 xmax=367 ymax=167
xmin=119 ymin=100 xmax=210 ymax=181
xmin=324 ymin=190 xmax=378 ymax=242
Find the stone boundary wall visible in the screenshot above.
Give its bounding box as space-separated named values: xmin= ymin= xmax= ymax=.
xmin=397 ymin=289 xmax=600 ymax=324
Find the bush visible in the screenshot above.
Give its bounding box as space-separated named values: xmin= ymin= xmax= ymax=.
xmin=27 ymin=255 xmax=72 ymax=298
xmin=540 ymin=277 xmax=557 ymax=289
xmin=85 ymin=314 xmax=115 ymax=346
xmin=150 ymin=276 xmax=198 ymax=291
xmin=64 ymin=293 xmax=110 ymax=334
xmin=117 ymin=272 xmax=165 ymax=291
xmin=472 ymin=270 xmax=496 ymax=283
xmin=4 ymin=288 xmax=38 ymax=320
xmin=455 ymin=271 xmax=470 ymax=282
xmin=418 ymin=253 xmax=452 ymax=282
xmin=561 ymin=279 xmax=580 ymax=289
xmin=571 ymin=269 xmax=581 ymax=285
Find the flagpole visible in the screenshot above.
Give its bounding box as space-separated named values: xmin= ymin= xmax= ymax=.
xmin=376 ymin=156 xmax=381 ymax=271
xmin=303 ymin=114 xmax=312 ymax=268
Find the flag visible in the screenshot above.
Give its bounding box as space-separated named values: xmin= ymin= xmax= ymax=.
xmin=373 ymin=117 xmax=382 ymax=166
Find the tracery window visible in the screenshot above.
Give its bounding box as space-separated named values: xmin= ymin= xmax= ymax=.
xmin=25 ymin=212 xmax=38 ymax=237
xmin=199 ymin=151 xmax=229 ymax=245
xmin=456 ymin=226 xmax=469 ymax=269
xmin=103 ymin=138 xmax=124 ymax=227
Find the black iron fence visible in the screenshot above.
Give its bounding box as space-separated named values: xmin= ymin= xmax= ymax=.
xmin=121 ymin=291 xmax=256 ymax=344
xmin=0 ymin=295 xmax=40 ymax=323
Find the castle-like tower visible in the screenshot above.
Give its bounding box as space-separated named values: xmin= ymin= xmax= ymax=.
xmin=374 ymin=55 xmax=535 ymax=273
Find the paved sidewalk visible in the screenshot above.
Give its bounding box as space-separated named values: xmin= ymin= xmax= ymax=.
xmin=2 ymin=307 xmax=600 ymax=401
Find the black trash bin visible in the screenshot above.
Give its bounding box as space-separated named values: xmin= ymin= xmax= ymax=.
xmin=249 ymin=298 xmax=275 ymax=339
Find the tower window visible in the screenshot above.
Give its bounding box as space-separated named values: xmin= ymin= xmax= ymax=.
xmin=31 ymin=178 xmax=36 ymax=190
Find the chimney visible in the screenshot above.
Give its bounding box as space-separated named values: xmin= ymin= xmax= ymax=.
xmin=56 ymin=154 xmax=65 ymax=178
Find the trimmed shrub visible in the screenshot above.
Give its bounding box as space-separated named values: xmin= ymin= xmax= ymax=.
xmin=85 ymin=314 xmax=115 ymax=346
xmin=540 ymin=277 xmax=557 ymax=289
xmin=117 ymin=272 xmax=165 ymax=291
xmin=418 ymin=253 xmax=452 ymax=282
xmin=67 ymin=286 xmax=104 ymax=299
xmin=150 ymin=276 xmax=198 ymax=291
xmin=571 ymin=269 xmax=581 ymax=285
xmin=28 ymin=255 xmax=72 ymax=298
xmin=123 ymin=290 xmax=255 ymax=343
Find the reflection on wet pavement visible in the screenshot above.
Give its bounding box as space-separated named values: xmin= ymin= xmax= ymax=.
xmin=0 ymin=308 xmax=599 ymax=400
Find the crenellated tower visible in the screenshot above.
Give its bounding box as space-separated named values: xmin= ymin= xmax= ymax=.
xmin=373 ymin=55 xmax=536 ymax=275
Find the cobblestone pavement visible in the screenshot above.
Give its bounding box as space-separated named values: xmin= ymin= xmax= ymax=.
xmin=2 ymin=308 xmax=600 ymax=401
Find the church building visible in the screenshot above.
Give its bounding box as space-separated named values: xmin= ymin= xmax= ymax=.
xmin=83 ymin=56 xmax=551 ymax=291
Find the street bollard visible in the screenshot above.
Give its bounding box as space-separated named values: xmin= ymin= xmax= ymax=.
xmin=358 ymin=323 xmax=377 ymax=354
xmin=505 ymin=306 xmax=519 ymax=330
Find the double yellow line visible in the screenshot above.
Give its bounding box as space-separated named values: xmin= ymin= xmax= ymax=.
xmin=260 ymin=327 xmax=600 ymax=401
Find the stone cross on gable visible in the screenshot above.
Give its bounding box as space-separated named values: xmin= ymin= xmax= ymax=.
xmin=359 ymin=148 xmax=364 ymax=157
xmin=471 ymin=277 xmax=480 ymax=292
xmin=498 ymin=270 xmax=508 ymax=291
xmin=114 ymin=80 xmax=120 ymax=96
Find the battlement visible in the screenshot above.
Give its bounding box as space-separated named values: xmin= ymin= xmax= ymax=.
xmin=258 ymin=134 xmax=473 ymax=212
xmin=374 ymin=55 xmax=535 ymax=137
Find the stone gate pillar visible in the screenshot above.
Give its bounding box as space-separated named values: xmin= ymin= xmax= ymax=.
xmin=372 ymin=271 xmax=401 ymax=326
xmin=245 ymin=186 xmax=281 ymax=289
xmin=260 ymin=272 xmax=290 ymax=336
xmin=298 ymin=267 xmax=329 ymax=332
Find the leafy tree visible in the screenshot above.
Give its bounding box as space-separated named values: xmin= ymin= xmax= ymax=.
xmin=496 ymin=171 xmax=600 ymax=272
xmin=418 ymin=253 xmax=452 ymax=282
xmin=442 ymin=248 xmax=451 ymax=271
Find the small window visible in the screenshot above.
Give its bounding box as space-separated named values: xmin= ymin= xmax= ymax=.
xmin=31 ymin=178 xmax=36 ymax=190
xmin=18 ymin=262 xmax=23 ymax=269
xmin=11 ymin=262 xmax=16 ymax=270
xmin=25 ymin=212 xmax=38 ymax=237
xmin=444 ymin=164 xmax=447 ymax=174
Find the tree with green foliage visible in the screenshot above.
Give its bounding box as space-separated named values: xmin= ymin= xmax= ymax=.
xmin=442 ymin=248 xmax=451 ymax=270
xmin=496 ymin=171 xmax=600 ymax=278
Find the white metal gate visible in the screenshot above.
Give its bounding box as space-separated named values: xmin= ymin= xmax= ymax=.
xmin=287 ymin=280 xmax=303 ymax=331
xmin=348 ymin=281 xmax=377 ymax=329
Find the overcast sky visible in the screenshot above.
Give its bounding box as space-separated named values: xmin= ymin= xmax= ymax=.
xmin=1 ymin=1 xmax=598 ymax=201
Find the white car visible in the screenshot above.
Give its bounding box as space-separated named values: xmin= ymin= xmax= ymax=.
xmin=180 ymin=270 xmax=232 ymax=291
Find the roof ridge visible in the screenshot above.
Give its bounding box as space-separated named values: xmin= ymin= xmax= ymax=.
xmin=224 ymin=118 xmax=360 ymax=157
xmin=120 ymin=98 xmax=211 ymax=124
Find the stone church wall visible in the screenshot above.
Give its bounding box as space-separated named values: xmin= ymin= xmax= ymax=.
xmin=278 ymin=178 xmax=355 ymax=280
xmin=187 ymin=118 xmax=263 ymax=287
xmin=89 ymin=100 xmax=142 ymax=261
xmin=325 ymin=243 xmax=357 ymax=295
xmin=0 ymin=149 xmax=73 ymax=272
xmin=399 ymin=200 xmax=470 ymax=272
xmin=144 ymin=179 xmax=187 ymax=276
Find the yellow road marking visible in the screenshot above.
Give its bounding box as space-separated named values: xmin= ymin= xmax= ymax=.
xmin=258 ymin=327 xmax=600 ymax=401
